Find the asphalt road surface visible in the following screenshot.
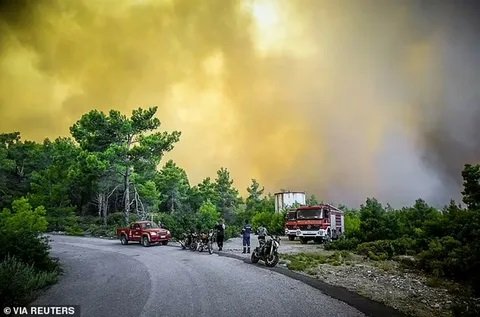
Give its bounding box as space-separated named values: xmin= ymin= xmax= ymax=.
xmin=34 ymin=235 xmax=366 ymax=317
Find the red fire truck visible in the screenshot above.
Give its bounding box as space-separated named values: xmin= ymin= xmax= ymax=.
xmin=284 ymin=209 xmax=298 ymax=241
xmin=294 ymin=204 xmax=344 ymax=244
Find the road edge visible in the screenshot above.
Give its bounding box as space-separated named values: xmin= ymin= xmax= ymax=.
xmin=215 ymin=250 xmax=406 ymax=317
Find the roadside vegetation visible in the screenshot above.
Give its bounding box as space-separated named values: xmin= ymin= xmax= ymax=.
xmin=0 ymin=198 xmax=59 ymax=306
xmin=280 ymin=164 xmax=480 ymax=316
xmin=1 ymin=107 xmax=479 ymax=315
xmin=281 ymin=251 xmax=354 ymax=272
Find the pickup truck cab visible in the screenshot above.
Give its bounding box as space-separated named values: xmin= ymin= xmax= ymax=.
xmin=117 ymin=221 xmax=171 ymax=247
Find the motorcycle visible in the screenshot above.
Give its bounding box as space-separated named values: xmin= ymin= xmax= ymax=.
xmin=251 ymin=235 xmax=280 ymax=267
xmin=179 ymin=232 xmax=194 ymax=250
xmin=197 ymin=230 xmax=214 ymax=254
xmin=190 ymin=232 xmax=200 ymax=251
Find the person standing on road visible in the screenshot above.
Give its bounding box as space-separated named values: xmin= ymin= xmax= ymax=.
xmin=216 ymin=219 xmax=225 ymax=251
xmin=242 ymin=219 xmax=252 ymax=254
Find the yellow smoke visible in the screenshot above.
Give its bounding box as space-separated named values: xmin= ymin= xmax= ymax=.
xmin=1 ymin=0 xmax=477 ymax=206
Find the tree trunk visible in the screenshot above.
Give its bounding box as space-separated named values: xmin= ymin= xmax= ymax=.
xmin=124 ymin=135 xmax=132 ymax=224
xmin=124 ymin=168 xmax=130 ymax=224
xmin=98 ymin=193 xmax=103 ymax=218
xmin=102 ymin=197 xmax=108 ymax=227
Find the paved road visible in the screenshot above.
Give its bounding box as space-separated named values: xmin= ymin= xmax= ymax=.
xmin=35 ymin=235 xmax=364 ymax=317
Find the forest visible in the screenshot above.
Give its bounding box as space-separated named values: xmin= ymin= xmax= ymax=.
xmin=0 ymin=107 xmax=479 ymax=306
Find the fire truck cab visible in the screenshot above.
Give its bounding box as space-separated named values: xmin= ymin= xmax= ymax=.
xmin=295 ymin=204 xmax=344 ymax=244
xmin=284 ymin=210 xmax=298 ymax=241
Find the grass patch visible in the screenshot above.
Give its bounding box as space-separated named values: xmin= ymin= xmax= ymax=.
xmin=281 ymin=251 xmax=353 ymax=272
xmin=373 ymin=260 xmax=397 ymax=272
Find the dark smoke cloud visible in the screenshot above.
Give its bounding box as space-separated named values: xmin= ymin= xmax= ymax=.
xmin=0 ymin=0 xmax=479 ymax=208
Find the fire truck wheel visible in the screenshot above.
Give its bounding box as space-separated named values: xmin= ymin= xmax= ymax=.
xmin=300 ymin=237 xmax=308 ymax=244
xmin=288 ymin=236 xmax=295 ymax=241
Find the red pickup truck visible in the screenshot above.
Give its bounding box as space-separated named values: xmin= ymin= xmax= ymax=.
xmin=117 ymin=221 xmax=171 ymax=247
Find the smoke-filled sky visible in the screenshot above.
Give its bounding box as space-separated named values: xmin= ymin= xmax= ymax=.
xmin=1 ymin=0 xmax=479 ymax=207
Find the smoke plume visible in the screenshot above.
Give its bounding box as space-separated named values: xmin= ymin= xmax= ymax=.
xmin=1 ymin=0 xmax=479 ymax=207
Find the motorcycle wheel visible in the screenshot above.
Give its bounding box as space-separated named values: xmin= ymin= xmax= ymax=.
xmin=208 ymin=241 xmax=213 ymax=254
xmin=251 ymin=251 xmax=260 ymax=264
xmin=265 ymin=254 xmax=279 ymax=267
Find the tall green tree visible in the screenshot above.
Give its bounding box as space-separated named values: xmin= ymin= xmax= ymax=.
xmin=462 ymin=164 xmax=480 ymax=210
xmin=246 ymin=179 xmax=264 ymax=213
xmin=70 ymin=107 xmax=180 ymax=223
xmin=196 ymin=200 xmax=220 ymax=231
xmin=215 ymin=168 xmax=240 ymax=222
xmin=188 ymin=177 xmax=219 ymax=212
xmin=136 ymin=180 xmax=160 ymax=214
xmin=0 ymin=132 xmax=44 ymax=209
xmin=306 ymin=194 xmax=319 ymax=206
xmin=258 ymin=194 xmax=275 ymax=213
xmin=359 ymin=198 xmax=392 ymax=241
xmin=155 ymin=160 xmax=190 ymax=213
xmin=28 ymin=138 xmax=80 ymax=231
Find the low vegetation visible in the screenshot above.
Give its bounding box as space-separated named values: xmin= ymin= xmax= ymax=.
xmin=0 ymin=198 xmax=59 ymax=306
xmin=282 ymin=251 xmax=354 ymax=273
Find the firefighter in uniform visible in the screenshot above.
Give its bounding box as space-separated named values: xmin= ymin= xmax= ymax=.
xmin=242 ymin=220 xmax=252 ymax=254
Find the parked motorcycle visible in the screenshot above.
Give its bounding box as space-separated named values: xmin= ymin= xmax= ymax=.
xmin=251 ymin=235 xmax=280 ymax=267
xmin=197 ymin=230 xmax=214 ymax=254
xmin=190 ymin=232 xmax=199 ymax=251
xmin=179 ymin=232 xmax=194 ymax=250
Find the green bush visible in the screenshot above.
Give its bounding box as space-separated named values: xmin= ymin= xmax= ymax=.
xmin=0 ymin=255 xmax=58 ymax=306
xmin=107 ymin=212 xmax=139 ymax=227
xmin=0 ymin=232 xmax=58 ymax=272
xmin=325 ymin=237 xmax=360 ymax=251
xmin=356 ymin=237 xmax=418 ymax=260
xmin=390 ymin=236 xmax=418 ymax=255
xmin=281 ymin=251 xmax=352 ymax=272
xmin=417 ymin=236 xmax=464 ymax=277
xmin=78 ymin=215 xmax=103 ymax=231
xmin=225 ymin=224 xmax=241 ymax=240
xmin=66 ymin=225 xmax=84 ymax=236
xmin=196 ymin=201 xmax=220 ymax=232
xmin=151 ymin=212 xmax=194 ymax=239
xmin=45 ymin=206 xmax=78 ymax=232
xmin=357 ymin=240 xmax=395 ymax=260
xmin=0 ymin=198 xmax=58 ymax=272
xmin=85 ymin=224 xmax=102 ymax=236
xmin=269 ymin=212 xmax=287 ymax=235
xmin=251 ymin=211 xmax=285 ymax=235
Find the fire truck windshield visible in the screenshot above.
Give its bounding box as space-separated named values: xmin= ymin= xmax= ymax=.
xmin=297 ymin=209 xmax=322 ymax=219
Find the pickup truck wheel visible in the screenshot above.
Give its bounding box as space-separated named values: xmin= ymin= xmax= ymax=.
xmin=300 ymin=237 xmax=308 ymax=244
xmin=142 ymin=236 xmax=150 ymax=247
xmin=120 ymin=235 xmax=128 ymax=245
xmin=288 ymin=235 xmax=295 ymax=241
xmin=161 ymin=241 xmax=168 ymax=245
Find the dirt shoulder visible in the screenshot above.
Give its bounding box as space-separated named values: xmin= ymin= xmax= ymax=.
xmin=222 ymin=235 xmax=475 ymax=317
